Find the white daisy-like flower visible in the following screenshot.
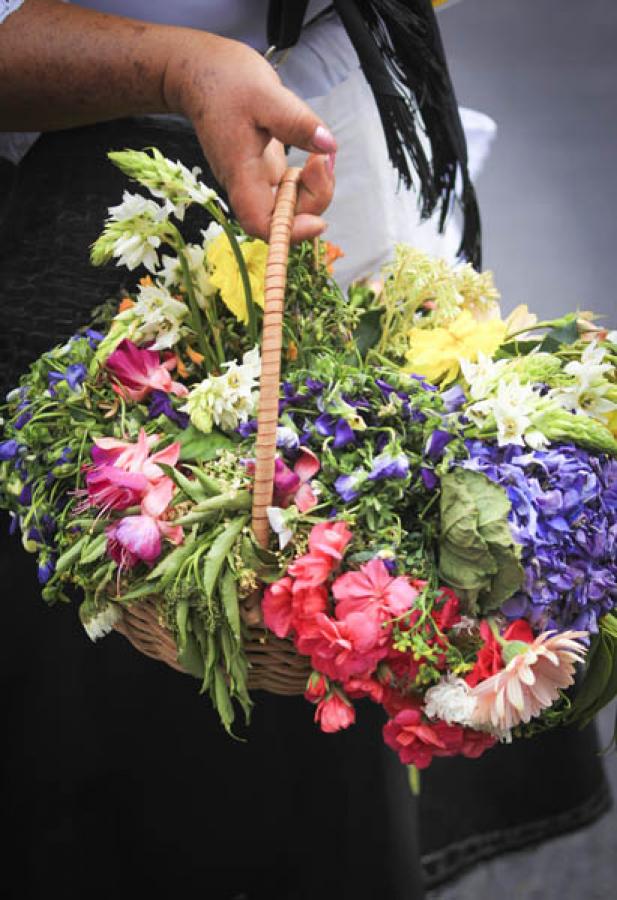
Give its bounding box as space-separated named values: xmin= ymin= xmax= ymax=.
xmin=423 ymin=676 xmax=478 ymax=727
xmin=469 ymin=376 xmax=545 ymax=447
xmin=108 ymin=191 xmax=163 ymax=224
xmin=550 ymin=343 xmax=616 ymax=423
xmin=81 ymin=603 xmax=123 ymax=642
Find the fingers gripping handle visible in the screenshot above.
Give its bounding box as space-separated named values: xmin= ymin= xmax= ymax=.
xmin=251 ymin=168 xmax=302 ymax=548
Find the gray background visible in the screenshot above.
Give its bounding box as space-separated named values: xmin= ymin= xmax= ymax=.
xmin=428 ymin=2 xmax=617 ymax=897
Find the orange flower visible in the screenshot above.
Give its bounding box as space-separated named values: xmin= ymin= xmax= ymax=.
xmin=470 ymin=630 xmax=587 ymax=732
xmin=186 ymin=346 xmax=205 ymax=366
xmin=323 ymin=241 xmax=344 ymax=274
xmin=175 ymin=354 xmax=189 ymax=379
xmin=118 ymin=297 xmax=135 ymax=313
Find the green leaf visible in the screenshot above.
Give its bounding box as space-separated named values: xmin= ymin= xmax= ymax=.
xmin=146 ymin=533 xmax=198 ymax=582
xmin=353 ymin=308 xmax=384 ymax=358
xmin=116 ymin=582 xmax=157 ymax=602
xmin=202 ymin=515 xmax=248 ymax=601
xmin=183 ymin=465 xmax=224 ymax=496
xmin=438 ymin=468 xmax=524 ymax=615
xmin=213 ymin=666 xmax=235 ymax=734
xmin=177 ymin=425 xmax=235 ymax=462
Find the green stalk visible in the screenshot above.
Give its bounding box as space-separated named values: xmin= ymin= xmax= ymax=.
xmin=207 ymin=202 xmax=258 ymax=346
xmin=177 ymin=245 xmax=218 ymax=371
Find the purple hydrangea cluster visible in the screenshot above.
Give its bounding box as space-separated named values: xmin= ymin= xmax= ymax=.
xmin=461 ymin=441 xmax=617 ymax=634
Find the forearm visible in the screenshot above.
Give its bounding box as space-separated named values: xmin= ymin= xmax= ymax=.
xmin=0 ymin=0 xmax=207 ymax=130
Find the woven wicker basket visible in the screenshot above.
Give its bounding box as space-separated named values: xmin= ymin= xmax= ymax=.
xmin=115 ymin=168 xmax=312 ymax=695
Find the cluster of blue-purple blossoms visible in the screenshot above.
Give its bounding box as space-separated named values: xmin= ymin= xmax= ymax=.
xmin=461 ymin=442 xmax=617 ymax=634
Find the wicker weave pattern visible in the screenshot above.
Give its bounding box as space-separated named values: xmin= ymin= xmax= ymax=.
xmin=117 ymin=169 xmax=311 ymax=694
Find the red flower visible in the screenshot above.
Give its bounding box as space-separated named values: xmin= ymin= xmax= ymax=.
xmin=459 ymin=727 xmax=497 ymax=760
xmin=288 ymin=552 xmax=334 ymax=589
xmin=262 ymin=577 xmax=294 ymax=638
xmin=382 ymin=708 xmax=464 ymax=769
xmin=332 ymin=558 xmax=420 ymax=622
xmin=308 ymin=521 xmax=353 ymax=562
xmin=314 ymin=692 xmax=356 ymax=734
xmin=304 ymin=671 xmax=328 ymax=704
xmin=343 ymin=676 xmax=384 ymax=704
xmin=309 ymin=611 xmax=387 ymax=682
xmin=466 ymin=618 xmax=534 ymax=687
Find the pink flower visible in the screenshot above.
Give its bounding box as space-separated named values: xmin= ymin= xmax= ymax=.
xmin=91 ymin=429 xmax=181 ymax=481
xmin=308 ymin=521 xmax=353 ymax=562
xmin=309 ymin=611 xmax=387 ymax=681
xmin=314 ymin=692 xmax=356 ymax=734
xmin=288 ymin=552 xmax=334 ymax=590
xmin=273 ymin=448 xmax=321 ymax=513
xmin=105 ymin=339 xmax=188 ymax=402
xmin=86 ymin=466 xmax=149 ymax=512
xmin=262 ymin=577 xmax=294 ymax=638
xmin=106 ymin=477 xmax=183 ymax=567
xmin=85 ymin=430 xmax=182 ymax=512
xmin=382 ymin=708 xmax=464 ymax=769
xmin=332 ymin=558 xmax=420 ymax=622
xmin=470 ymin=629 xmax=588 ymax=732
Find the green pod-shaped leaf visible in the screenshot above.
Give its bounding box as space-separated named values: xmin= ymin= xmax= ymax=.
xmin=202 ymin=515 xmax=248 ymax=601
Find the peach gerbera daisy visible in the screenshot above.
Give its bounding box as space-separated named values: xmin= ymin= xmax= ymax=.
xmin=470 ymin=630 xmax=588 ymax=732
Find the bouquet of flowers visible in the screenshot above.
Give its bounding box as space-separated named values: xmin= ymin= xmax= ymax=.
xmin=1 ymin=149 xmax=616 ymax=768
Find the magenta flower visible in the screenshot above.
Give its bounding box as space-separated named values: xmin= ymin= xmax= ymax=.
xmin=270 ymin=448 xmax=321 ymax=512
xmin=106 ymin=477 xmax=183 ymax=568
xmin=105 ymin=339 xmax=188 ymax=402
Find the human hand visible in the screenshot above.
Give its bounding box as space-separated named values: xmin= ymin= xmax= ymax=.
xmin=164 ymin=32 xmax=337 ymax=242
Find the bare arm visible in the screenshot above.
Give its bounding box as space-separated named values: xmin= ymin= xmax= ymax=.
xmin=0 ymin=0 xmax=337 ymax=240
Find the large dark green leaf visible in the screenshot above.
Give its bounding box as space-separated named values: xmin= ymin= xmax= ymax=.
xmin=177 ymin=425 xmax=235 ymax=462
xmin=353 ymin=308 xmax=384 ymax=358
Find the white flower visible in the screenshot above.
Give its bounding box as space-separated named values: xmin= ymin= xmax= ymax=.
xmin=423 ymin=676 xmax=478 ymax=727
xmin=469 ymin=376 xmax=545 ymax=447
xmin=267 ymin=506 xmax=295 ymax=550
xmin=276 ymin=426 xmax=300 ymax=450
xmin=551 ymin=343 xmax=616 ymax=423
xmin=460 ymin=353 xmax=509 ymax=401
xmin=108 ymin=191 xmax=163 ymax=224
xmin=82 ymin=603 xmax=123 ymax=642
xmin=181 ymin=347 xmax=261 ymax=433
xmin=113 ymin=232 xmax=162 ymax=273
xmin=121 ymin=282 xmax=189 ymax=350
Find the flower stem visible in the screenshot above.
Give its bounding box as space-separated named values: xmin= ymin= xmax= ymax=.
xmin=177 ymin=244 xmax=218 ymax=371
xmin=207 ymin=202 xmax=258 ymax=345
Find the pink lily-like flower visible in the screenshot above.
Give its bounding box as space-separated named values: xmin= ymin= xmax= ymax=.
xmin=273 ymin=448 xmax=320 ymax=513
xmin=86 ymin=429 xmax=181 ymax=512
xmin=106 ymin=477 xmax=183 ymax=568
xmin=105 ymin=339 xmax=188 ymax=402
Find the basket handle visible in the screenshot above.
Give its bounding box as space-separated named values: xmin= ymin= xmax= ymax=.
xmin=251 ymin=167 xmax=302 ymax=548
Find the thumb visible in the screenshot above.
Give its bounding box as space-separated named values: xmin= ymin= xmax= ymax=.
xmin=259 ymin=84 xmax=337 ymax=155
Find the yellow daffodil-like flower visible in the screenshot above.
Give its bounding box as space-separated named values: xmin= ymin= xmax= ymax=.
xmin=208 ymin=233 xmax=268 ymax=324
xmin=404 ymin=310 xmax=507 ymax=384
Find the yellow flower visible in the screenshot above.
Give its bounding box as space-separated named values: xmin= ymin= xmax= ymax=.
xmin=404 ymin=310 xmax=507 ymax=384
xmin=208 ymin=233 xmax=268 ymax=324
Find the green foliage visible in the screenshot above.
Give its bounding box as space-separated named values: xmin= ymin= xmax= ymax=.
xmin=568 ymin=613 xmax=617 ymax=732
xmin=438 ymin=468 xmax=524 ymax=615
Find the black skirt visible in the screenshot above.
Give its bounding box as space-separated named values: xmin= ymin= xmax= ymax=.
xmin=0 ymin=120 xmax=610 ymax=899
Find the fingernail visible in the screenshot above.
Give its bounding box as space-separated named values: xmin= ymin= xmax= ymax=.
xmin=325 ymin=152 xmax=336 ymax=177
xmin=313 ymin=125 xmax=337 ymax=153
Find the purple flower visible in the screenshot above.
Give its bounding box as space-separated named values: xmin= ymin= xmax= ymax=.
xmin=85 ymin=329 xmax=105 ymax=348
xmin=48 ymin=363 xmax=87 ymax=394
xmin=14 ymin=408 xmax=32 ymax=430
xmin=0 ymin=439 xmax=20 ymax=461
xmin=305 ymin=378 xmax=325 ymax=395
xmin=420 ymin=467 xmax=439 ymax=490
xmin=459 ymin=442 xmax=617 ymax=634
xmin=276 ymin=426 xmax=300 ymax=450
xmin=37 ymin=556 xmax=55 ymax=585
xmin=18 ymin=483 xmax=32 ymax=505
xmin=425 ymin=429 xmax=455 ymax=461
xmin=148 ymin=390 xmax=190 ymax=428
xmin=334 ymin=471 xmax=364 ymax=502
xmin=441 ymin=384 xmax=467 ymax=413
xmin=368 ymin=452 xmax=410 ymax=481
xmin=333 ymin=419 xmax=356 ymax=449
xmin=237 ymin=419 xmax=258 ymax=438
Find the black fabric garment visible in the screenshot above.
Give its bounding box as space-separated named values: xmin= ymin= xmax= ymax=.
xmin=0 ymin=120 xmax=424 ymax=900
xmin=0 ymin=120 xmax=610 ymax=898
xmin=267 ymin=0 xmax=482 ymax=268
